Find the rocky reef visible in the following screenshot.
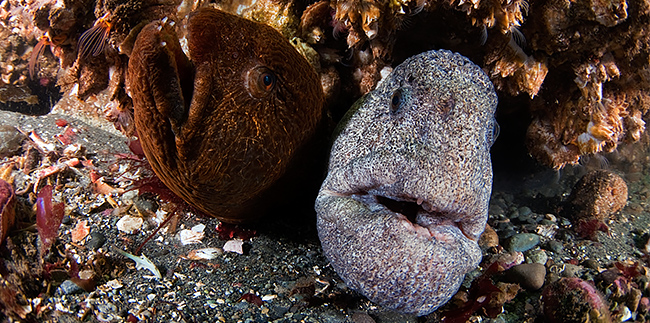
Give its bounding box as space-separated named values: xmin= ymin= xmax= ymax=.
xmin=1 ymin=0 xmax=649 ymax=168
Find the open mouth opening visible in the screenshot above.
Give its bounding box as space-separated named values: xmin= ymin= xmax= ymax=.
xmin=372 ymin=194 xmax=473 ymax=242
xmin=376 ymin=195 xmax=421 ymax=224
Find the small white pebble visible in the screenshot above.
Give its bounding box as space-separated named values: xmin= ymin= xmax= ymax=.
xmin=105 ymin=279 xmax=123 ymax=290
xmin=261 ymin=295 xmax=277 ymax=301
xmin=192 ymin=223 xmax=205 ymax=233
xmin=116 ymin=215 xmax=143 ymax=234
xmin=223 ymin=239 xmax=244 ymax=254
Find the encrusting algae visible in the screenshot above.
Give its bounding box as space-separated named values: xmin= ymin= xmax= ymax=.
xmin=2 ymin=0 xmax=648 ymax=169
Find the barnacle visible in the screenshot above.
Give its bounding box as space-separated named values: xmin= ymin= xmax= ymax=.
xmin=333 ymin=0 xmax=383 ymax=46
xmin=450 ymin=0 xmax=529 ymax=42
xmin=27 ymin=29 xmax=72 ymax=80
xmin=78 ymin=13 xmax=112 ymax=59
xmin=28 ymin=35 xmax=52 ymax=79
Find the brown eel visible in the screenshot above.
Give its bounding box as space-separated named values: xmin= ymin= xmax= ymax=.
xmin=127 ymin=8 xmax=324 ymax=223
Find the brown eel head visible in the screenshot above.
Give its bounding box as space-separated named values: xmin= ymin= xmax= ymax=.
xmin=127 ymin=8 xmax=324 ymax=223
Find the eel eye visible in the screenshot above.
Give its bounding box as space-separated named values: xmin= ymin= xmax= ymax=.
xmin=488 ymin=118 xmax=500 ymax=148
xmin=261 ymin=73 xmax=275 ymax=90
xmin=247 ymin=66 xmax=277 ymax=98
xmin=390 ymin=88 xmax=403 ymax=113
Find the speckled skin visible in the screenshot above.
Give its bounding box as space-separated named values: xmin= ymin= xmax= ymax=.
xmin=315 ymin=50 xmax=498 ymax=316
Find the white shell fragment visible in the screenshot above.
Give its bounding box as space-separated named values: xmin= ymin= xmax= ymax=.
xmin=223 ymin=239 xmax=244 ymax=254
xmin=114 ymin=248 xmax=162 ymax=279
xmin=261 ymin=294 xmax=277 ymax=301
xmin=179 ymin=225 xmax=205 ymax=245
xmin=184 ymin=248 xmax=223 ymax=260
xmin=104 ymin=279 xmax=123 ymax=290
xmin=116 ymin=215 xmax=144 ymax=234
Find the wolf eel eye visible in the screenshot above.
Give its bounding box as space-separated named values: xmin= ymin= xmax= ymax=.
xmin=390 ymin=88 xmax=403 ymax=113
xmin=248 ymin=66 xmax=277 ymax=98
xmin=488 ymin=118 xmax=500 ymax=148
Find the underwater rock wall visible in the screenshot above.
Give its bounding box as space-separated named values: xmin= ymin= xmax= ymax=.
xmin=1 ymin=0 xmax=649 ymax=168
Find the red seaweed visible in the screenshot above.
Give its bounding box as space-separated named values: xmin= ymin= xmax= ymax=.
xmin=127 ymin=137 xmax=145 ymax=157
xmin=0 ymin=179 xmax=16 ymax=244
xmin=54 ymin=119 xmax=68 ymax=127
xmin=35 ymin=185 xmax=65 ymax=255
xmin=55 ymin=127 xmax=77 ymax=145
xmin=216 ymin=222 xmax=257 ymax=241
xmin=614 ymin=261 xmax=643 ymax=279
xmin=440 ymin=262 xmax=508 ymax=322
xmin=239 ymin=293 xmax=264 ymax=307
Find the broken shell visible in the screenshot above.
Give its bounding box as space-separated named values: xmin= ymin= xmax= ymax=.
xmin=71 ymin=220 xmax=90 ymax=243
xmin=0 ymin=125 xmax=27 ymax=158
xmin=179 ymin=224 xmax=205 ymax=245
xmin=223 ymin=239 xmax=245 ymax=254
xmin=184 ymin=248 xmax=224 ymax=260
xmin=116 ymin=214 xmax=143 ymax=234
xmin=103 ymin=279 xmax=123 ymax=290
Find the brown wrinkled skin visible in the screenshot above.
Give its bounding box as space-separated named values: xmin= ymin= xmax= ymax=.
xmin=127 ymin=8 xmax=324 ymax=223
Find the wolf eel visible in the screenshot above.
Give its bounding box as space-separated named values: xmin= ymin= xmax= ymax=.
xmin=127 ymin=8 xmax=324 ymax=223
xmin=315 ymin=50 xmax=498 ymax=315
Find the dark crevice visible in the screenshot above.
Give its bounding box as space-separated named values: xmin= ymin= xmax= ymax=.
xmin=376 ymin=195 xmax=420 ymax=224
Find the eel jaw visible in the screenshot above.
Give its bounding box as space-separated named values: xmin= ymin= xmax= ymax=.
xmin=316 ymin=187 xmax=484 ymax=316
xmin=371 ymin=194 xmax=477 ymax=243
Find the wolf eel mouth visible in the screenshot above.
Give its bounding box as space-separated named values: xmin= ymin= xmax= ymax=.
xmin=316 ymin=163 xmax=485 ymax=315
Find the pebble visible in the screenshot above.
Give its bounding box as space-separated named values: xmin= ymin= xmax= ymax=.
xmin=539 ymin=219 xmax=555 ymax=226
xmin=525 ymin=249 xmax=548 ymax=264
xmin=479 ymin=224 xmax=499 ymax=250
xmin=506 ymin=233 xmax=540 ymax=252
xmin=518 ymin=206 xmax=532 ymax=217
xmin=96 ymin=302 xmax=118 ymax=315
xmin=351 ymin=312 xmax=376 ymax=323
xmin=581 ymin=259 xmax=601 ymax=270
xmin=489 ymin=204 xmax=505 ymax=216
xmin=555 ymin=229 xmax=575 ymax=242
xmin=133 ymin=194 xmax=158 ymax=217
xmin=56 ymin=279 xmax=85 ymax=295
xmin=87 ymin=232 xmax=106 ymax=250
xmin=504 ymin=263 xmax=546 ymax=291
xmin=320 ymin=310 xmax=348 ymax=323
xmin=542 ymin=277 xmax=611 ymax=323
xmin=545 ymin=240 xmax=564 ymax=253
xmin=561 ymin=263 xmax=583 ymax=278
xmin=0 ymin=125 xmax=26 ymax=158
xmin=116 ymin=214 xmax=143 ymax=234
xmin=61 ymin=215 xmax=72 ymax=225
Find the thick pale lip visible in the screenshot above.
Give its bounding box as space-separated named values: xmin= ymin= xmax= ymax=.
xmin=323 ymin=188 xmax=477 ymax=243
